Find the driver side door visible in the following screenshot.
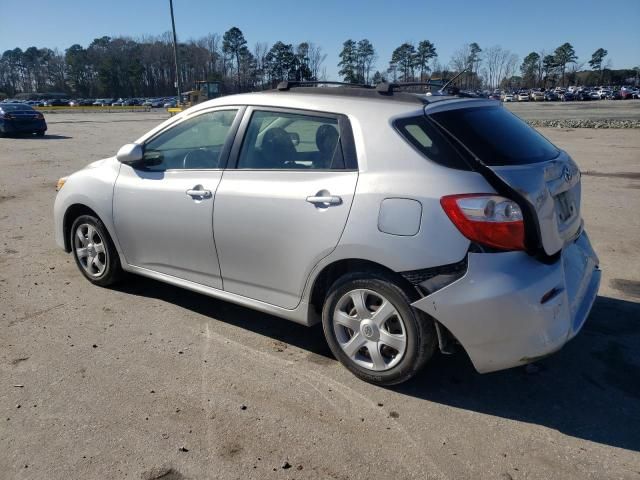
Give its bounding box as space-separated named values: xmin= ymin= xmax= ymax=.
xmin=113 ymin=107 xmax=241 ymax=288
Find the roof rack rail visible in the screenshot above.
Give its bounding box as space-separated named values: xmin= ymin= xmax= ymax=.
xmin=276 ymin=80 xmax=373 ymax=91
xmin=375 ymin=81 xmax=443 ymax=94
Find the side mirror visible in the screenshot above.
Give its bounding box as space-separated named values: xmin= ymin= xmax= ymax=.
xmin=116 ymin=143 xmax=143 ymax=165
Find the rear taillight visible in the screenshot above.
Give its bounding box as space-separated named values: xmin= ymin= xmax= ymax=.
xmin=441 ymin=194 xmax=525 ymax=251
xmin=36 ymin=113 xmax=44 ymax=119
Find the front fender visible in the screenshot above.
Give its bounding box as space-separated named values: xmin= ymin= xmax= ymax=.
xmin=53 ymin=158 xmax=123 ymax=257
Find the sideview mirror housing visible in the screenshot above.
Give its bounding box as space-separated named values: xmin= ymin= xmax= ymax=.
xmin=116 ymin=143 xmax=143 ymax=165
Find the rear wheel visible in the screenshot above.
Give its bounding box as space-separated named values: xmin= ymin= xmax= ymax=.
xmin=322 ymin=272 xmax=437 ymax=385
xmin=70 ymin=214 xmax=122 ymax=286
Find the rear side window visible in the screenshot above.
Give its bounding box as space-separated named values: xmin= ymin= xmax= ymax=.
xmin=237 ymin=110 xmax=345 ymax=170
xmin=394 ymin=116 xmax=470 ymax=170
xmin=430 ymin=106 xmax=559 ymax=166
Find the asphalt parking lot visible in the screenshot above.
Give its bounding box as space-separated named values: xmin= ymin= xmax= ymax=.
xmin=1 ymin=103 xmax=639 ymax=479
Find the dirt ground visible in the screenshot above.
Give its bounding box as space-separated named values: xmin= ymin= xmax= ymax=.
xmin=1 ymin=105 xmax=639 ymax=480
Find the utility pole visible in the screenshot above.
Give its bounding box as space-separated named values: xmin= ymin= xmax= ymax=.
xmin=169 ymin=0 xmax=181 ymax=104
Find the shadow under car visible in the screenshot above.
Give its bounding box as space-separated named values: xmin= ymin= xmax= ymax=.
xmin=115 ymin=275 xmax=640 ymax=452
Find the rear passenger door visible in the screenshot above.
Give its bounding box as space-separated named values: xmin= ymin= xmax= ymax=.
xmin=214 ymin=107 xmax=359 ymax=309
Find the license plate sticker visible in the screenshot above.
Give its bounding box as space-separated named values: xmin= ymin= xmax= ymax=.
xmin=556 ymin=191 xmax=576 ymax=223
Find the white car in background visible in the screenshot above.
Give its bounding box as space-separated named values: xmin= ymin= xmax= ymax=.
xmin=501 ymin=93 xmax=514 ymax=102
xmin=530 ymin=90 xmax=545 ymax=101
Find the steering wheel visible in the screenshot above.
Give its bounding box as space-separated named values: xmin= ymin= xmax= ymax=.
xmin=182 ymin=148 xmax=213 ymax=169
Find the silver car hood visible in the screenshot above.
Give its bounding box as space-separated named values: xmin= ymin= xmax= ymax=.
xmin=84 ymin=157 xmax=115 ymax=170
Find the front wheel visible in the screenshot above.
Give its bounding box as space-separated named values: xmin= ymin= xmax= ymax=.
xmin=322 ymin=272 xmax=437 ymax=386
xmin=70 ymin=214 xmax=122 ymax=286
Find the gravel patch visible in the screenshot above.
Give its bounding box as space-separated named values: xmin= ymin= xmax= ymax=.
xmin=527 ymin=119 xmax=640 ymax=129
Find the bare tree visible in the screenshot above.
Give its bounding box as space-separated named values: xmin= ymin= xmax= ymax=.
xmin=253 ymin=42 xmax=269 ymax=88
xmin=357 ymin=39 xmax=377 ymax=84
xmin=307 ymin=42 xmax=326 ymax=81
xmin=482 ymin=46 xmax=519 ymax=89
xmin=199 ymin=33 xmax=221 ymax=76
xmin=567 ymin=60 xmax=585 ymax=86
xmin=449 ymin=43 xmax=483 ymax=88
xmin=537 ymin=49 xmax=546 ymax=87
xmin=505 ymin=53 xmax=519 ymax=85
xmin=449 ymin=44 xmax=470 ymax=72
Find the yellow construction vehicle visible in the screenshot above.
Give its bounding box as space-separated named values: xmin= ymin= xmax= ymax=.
xmin=168 ymin=80 xmax=223 ymax=115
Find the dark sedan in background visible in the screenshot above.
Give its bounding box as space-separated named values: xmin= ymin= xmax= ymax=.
xmin=544 ymin=91 xmax=559 ymax=101
xmin=0 ymin=103 xmax=47 ymax=136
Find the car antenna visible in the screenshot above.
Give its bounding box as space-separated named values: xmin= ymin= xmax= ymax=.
xmin=438 ymin=68 xmax=469 ymax=93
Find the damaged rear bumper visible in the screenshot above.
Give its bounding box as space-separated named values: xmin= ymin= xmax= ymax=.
xmin=411 ymin=232 xmax=600 ymax=373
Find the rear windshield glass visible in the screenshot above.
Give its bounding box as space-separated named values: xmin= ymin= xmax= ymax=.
xmin=430 ymin=106 xmax=559 ymax=166
xmin=394 ymin=115 xmax=470 ymax=170
xmin=1 ymin=103 xmax=34 ymax=112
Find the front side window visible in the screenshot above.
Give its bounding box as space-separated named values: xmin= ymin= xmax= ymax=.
xmin=237 ymin=110 xmax=345 ymax=170
xmin=142 ymin=109 xmax=238 ymax=170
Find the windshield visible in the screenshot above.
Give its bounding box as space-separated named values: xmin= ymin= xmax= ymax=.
xmin=429 ymin=106 xmax=559 ymax=166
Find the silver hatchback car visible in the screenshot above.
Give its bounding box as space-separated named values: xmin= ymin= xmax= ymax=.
xmin=54 ymin=84 xmax=600 ymax=385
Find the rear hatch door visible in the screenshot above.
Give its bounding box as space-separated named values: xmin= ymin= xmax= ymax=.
xmin=427 ymin=101 xmax=582 ymax=255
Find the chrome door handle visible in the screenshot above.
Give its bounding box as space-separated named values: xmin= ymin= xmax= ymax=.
xmin=306 ymin=195 xmax=342 ymax=206
xmin=186 ymin=188 xmax=212 ymax=198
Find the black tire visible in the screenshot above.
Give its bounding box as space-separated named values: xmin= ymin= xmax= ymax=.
xmin=70 ymin=214 xmax=122 ymax=287
xmin=321 ymin=271 xmax=437 ymax=386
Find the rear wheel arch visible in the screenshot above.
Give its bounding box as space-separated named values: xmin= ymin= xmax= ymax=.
xmin=308 ymin=258 xmax=420 ymax=320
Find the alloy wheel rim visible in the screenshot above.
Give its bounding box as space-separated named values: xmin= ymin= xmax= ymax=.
xmin=332 ymin=289 xmax=407 ymax=371
xmin=74 ymin=223 xmax=107 ymax=277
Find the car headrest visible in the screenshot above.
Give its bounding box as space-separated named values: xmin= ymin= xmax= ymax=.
xmin=262 ymin=127 xmax=296 ymax=166
xmin=316 ymin=124 xmax=339 ymax=154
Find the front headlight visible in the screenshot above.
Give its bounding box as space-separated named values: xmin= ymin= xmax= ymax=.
xmin=56 ymin=176 xmax=68 ymax=192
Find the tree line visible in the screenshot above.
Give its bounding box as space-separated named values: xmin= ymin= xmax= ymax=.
xmin=0 ymin=26 xmax=636 ymax=98
xmin=517 ymin=45 xmax=638 ymax=89
xmin=0 ymin=28 xmax=327 ymax=98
